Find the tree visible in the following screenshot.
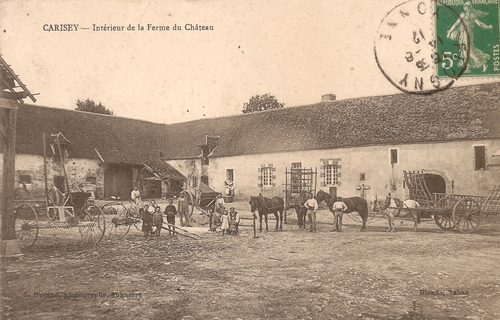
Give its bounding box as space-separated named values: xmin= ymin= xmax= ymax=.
xmin=242 ymin=93 xmax=284 ymax=114
xmin=75 ymin=99 xmax=113 ymax=115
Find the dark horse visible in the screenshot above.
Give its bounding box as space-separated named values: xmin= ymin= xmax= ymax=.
xmin=249 ymin=193 xmax=285 ymax=231
xmin=315 ymin=190 xmax=369 ymax=231
xmin=293 ymin=190 xmax=308 ymax=229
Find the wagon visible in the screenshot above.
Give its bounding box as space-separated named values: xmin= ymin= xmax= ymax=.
xmin=403 ymin=170 xmax=500 ymax=233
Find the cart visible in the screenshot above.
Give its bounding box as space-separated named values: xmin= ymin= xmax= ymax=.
xmin=15 ymin=191 xmax=106 ymax=248
xmin=183 ymin=182 xmax=220 ymax=230
xmin=403 ymin=171 xmax=500 ymax=233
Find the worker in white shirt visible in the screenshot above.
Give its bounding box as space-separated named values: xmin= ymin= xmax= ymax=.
xmin=332 ymin=197 xmax=348 ymax=232
xmin=303 ymin=192 xmax=319 ymax=232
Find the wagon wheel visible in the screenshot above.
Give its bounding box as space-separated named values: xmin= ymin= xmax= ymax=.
xmin=184 ymin=190 xmax=195 ymax=216
xmin=453 ymin=198 xmax=481 ymax=233
xmin=79 ymin=204 xmax=106 ymax=244
xmin=433 ymin=198 xmax=455 ymax=230
xmin=102 ymin=203 xmax=130 ymax=237
xmin=14 ymin=203 xmax=39 ymax=248
xmin=434 ymin=212 xmax=454 ymax=230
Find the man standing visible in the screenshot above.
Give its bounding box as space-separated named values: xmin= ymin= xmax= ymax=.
xmin=332 ymin=197 xmax=348 ymax=232
xmin=304 ymin=193 xmax=319 ymax=232
xmin=130 ymin=186 xmax=143 ymax=215
xmin=177 ymin=192 xmax=190 ymax=227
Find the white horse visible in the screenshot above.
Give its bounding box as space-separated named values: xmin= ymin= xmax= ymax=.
xmin=373 ymin=194 xmax=421 ymax=232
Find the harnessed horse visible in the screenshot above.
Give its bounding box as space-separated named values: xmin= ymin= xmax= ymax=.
xmin=315 ymin=190 xmax=369 ymax=231
xmin=373 ymin=194 xmax=421 ymax=232
xmin=249 ymin=193 xmax=284 ymax=231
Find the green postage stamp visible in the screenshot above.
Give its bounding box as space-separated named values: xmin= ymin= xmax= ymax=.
xmin=436 ymin=0 xmax=500 ymax=77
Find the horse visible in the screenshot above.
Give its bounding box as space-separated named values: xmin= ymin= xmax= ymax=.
xmin=249 ymin=193 xmax=285 ymax=231
xmin=293 ymin=190 xmax=308 ymax=229
xmin=315 ymin=190 xmax=369 ymax=231
xmin=375 ymin=194 xmax=421 ymax=232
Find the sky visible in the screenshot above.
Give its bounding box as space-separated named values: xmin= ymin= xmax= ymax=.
xmin=1 ymin=0 xmax=496 ymax=124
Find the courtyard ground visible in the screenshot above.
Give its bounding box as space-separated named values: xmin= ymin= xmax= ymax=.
xmin=2 ymin=200 xmax=500 ymax=320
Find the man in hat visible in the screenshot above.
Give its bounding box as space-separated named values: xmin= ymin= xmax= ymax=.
xmin=332 ymin=197 xmax=348 ymax=232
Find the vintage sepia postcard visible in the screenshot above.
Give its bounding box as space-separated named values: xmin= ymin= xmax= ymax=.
xmin=1 ymin=0 xmax=499 ymax=319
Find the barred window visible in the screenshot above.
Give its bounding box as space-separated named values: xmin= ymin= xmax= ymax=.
xmin=262 ymin=167 xmax=272 ymax=186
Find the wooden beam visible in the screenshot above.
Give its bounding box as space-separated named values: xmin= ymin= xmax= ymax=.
xmin=1 ymin=106 xmax=17 ymax=240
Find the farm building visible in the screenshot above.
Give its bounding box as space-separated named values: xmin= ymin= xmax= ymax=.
xmin=161 ymin=82 xmax=500 ymax=202
xmin=2 ymin=82 xmax=500 ymax=204
xmin=2 ymin=105 xmax=185 ymax=201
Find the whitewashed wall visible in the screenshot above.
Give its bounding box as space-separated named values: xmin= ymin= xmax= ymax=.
xmin=165 ymin=139 xmax=500 ymax=201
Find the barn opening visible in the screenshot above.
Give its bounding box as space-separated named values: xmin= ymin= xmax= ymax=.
xmin=423 ymin=174 xmax=446 ymax=194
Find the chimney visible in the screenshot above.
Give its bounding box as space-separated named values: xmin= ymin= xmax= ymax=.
xmin=322 ymin=94 xmax=336 ymax=102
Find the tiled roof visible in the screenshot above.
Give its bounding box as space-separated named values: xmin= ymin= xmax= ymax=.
xmin=161 ymin=82 xmax=500 ymax=160
xmin=17 ymin=104 xmax=166 ymax=164
xmin=15 ymin=82 xmax=500 ymax=164
xmin=15 ymin=105 xmax=184 ymax=180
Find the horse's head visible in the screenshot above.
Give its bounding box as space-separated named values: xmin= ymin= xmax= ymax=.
xmin=249 ymin=193 xmax=264 ymax=213
xmin=249 ymin=196 xmax=258 ymax=213
xmin=315 ymin=190 xmax=326 ymax=204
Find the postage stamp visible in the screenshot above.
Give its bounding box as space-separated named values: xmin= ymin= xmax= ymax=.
xmin=435 ymin=0 xmax=500 ymax=77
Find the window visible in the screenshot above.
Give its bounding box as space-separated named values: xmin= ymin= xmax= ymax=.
xmin=475 ymin=146 xmax=486 ymax=170
xmin=291 ymin=162 xmax=302 ymax=169
xmin=325 ymin=164 xmax=339 ymax=185
xmin=86 ymin=176 xmax=97 ymax=184
xmin=359 ymin=173 xmax=366 ymax=181
xmin=390 ymin=149 xmax=398 ymax=164
xmin=258 ymin=164 xmax=276 ymax=187
xmin=226 ymin=169 xmax=234 ymax=182
xmin=19 ymin=174 xmax=32 ymax=184
xmin=320 ymin=158 xmax=341 ymax=186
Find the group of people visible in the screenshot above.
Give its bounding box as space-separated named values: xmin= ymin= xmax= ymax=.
xmin=131 ymin=186 xmax=191 ymax=239
xmin=215 ymin=194 xmax=241 ymax=235
xmin=302 ymin=193 xmax=348 ymax=232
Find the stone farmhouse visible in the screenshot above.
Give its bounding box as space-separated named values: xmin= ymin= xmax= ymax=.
xmin=2 ymin=82 xmax=500 ymax=204
xmin=162 ymin=82 xmax=500 ymax=202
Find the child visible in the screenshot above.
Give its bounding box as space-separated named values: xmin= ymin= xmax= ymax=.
xmin=164 ymin=198 xmax=177 ymax=236
xmin=332 ymin=197 xmax=348 ymax=232
xmin=140 ymin=208 xmax=152 ymax=239
xmin=228 ymin=207 xmax=240 ymax=235
xmin=152 ymin=206 xmax=164 ymax=237
xmin=221 ymin=209 xmax=230 ymax=235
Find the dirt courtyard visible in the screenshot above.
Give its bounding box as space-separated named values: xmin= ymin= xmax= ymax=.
xmin=2 ymin=202 xmax=500 ymax=320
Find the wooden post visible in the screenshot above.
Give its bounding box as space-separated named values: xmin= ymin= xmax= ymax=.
xmin=0 ymin=99 xmax=22 ymax=256
xmin=56 ymin=137 xmax=72 ymax=205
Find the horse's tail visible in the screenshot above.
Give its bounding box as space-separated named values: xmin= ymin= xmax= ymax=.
xmin=417 ymin=210 xmax=421 ymax=224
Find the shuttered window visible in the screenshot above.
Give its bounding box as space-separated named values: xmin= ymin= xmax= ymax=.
xmin=258 ymin=164 xmax=276 ymax=187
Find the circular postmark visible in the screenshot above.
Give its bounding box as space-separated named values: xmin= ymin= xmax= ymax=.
xmin=374 ymin=0 xmax=470 ymax=94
